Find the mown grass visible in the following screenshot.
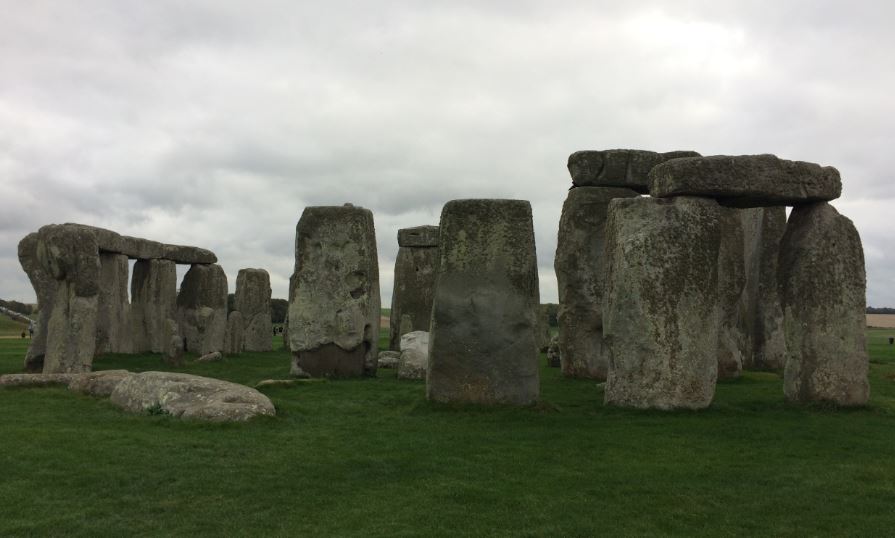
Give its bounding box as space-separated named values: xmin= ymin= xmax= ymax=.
xmin=1 ymin=330 xmax=894 ymax=536
xmin=0 ymin=314 xmax=29 ymax=338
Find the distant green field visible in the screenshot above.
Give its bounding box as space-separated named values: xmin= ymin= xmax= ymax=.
xmin=1 ymin=329 xmax=893 ymax=536
xmin=0 ymin=314 xmax=29 ymax=338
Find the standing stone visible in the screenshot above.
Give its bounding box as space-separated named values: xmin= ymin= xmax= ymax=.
xmin=741 ymin=206 xmax=787 ymax=370
xmin=35 ymin=224 xmax=101 ymax=374
xmin=716 ymin=208 xmax=747 ymax=380
xmin=282 ymin=312 xmax=290 ymax=352
xmin=389 ymin=226 xmax=439 ymax=350
xmin=397 ymin=330 xmax=429 ymax=380
xmin=130 ymin=259 xmax=177 ymax=354
xmin=779 ymin=202 xmax=869 ymax=406
xmin=96 ymin=253 xmax=131 ymax=355
xmin=225 ymin=311 xmax=245 ymax=355
xmin=537 ymin=305 xmax=551 ymax=352
xmin=603 ymin=196 xmax=722 ymax=410
xmin=546 ymin=335 xmax=561 ymax=368
xmin=427 ymin=199 xmax=540 ymax=406
xmin=164 ymin=318 xmax=184 ymax=367
xmin=235 ymin=268 xmax=272 ymax=352
xmin=554 ymin=186 xmax=639 ymax=380
xmin=177 ymin=264 xmax=228 ymax=356
xmin=288 ymin=205 xmax=380 ymax=378
xmin=18 ymin=233 xmax=57 ymax=372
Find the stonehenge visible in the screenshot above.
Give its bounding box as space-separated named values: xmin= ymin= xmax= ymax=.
xmin=288 ymin=204 xmax=380 ymax=378
xmin=177 ymin=263 xmax=228 ymax=356
xmin=389 ymin=226 xmax=439 ymax=351
xmin=567 ymin=149 xmax=701 ymax=192
xmin=17 ymin=223 xmax=223 ymax=373
xmin=234 ymin=268 xmax=273 ymax=352
xmin=427 ymin=199 xmax=540 ymax=406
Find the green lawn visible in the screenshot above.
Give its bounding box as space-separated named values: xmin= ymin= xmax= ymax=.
xmin=0 ymin=314 xmax=29 ymax=338
xmin=1 ymin=330 xmax=894 ymax=536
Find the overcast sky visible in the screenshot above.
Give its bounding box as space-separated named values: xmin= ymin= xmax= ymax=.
xmin=1 ymin=0 xmax=893 ymax=308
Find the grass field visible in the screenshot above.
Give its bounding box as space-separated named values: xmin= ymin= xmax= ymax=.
xmin=1 ymin=329 xmax=894 ymax=536
xmin=0 ymin=314 xmax=29 ymax=338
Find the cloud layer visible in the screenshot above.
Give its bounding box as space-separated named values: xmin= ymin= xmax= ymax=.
xmin=2 ymin=1 xmax=893 ymax=307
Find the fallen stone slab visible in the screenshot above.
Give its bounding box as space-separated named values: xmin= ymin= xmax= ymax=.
xmin=649 ymin=154 xmax=842 ymax=207
xmin=0 ymin=373 xmax=78 ymax=388
xmin=197 ymin=351 xmax=223 ymax=363
xmin=110 ymin=372 xmax=275 ymax=421
xmin=67 ymin=370 xmax=133 ymax=397
xmin=398 ymin=331 xmax=428 ymax=380
xmin=378 ymin=351 xmax=401 ymax=369
xmin=567 ymin=149 xmax=701 ymax=192
xmin=255 ymin=378 xmax=327 ymax=389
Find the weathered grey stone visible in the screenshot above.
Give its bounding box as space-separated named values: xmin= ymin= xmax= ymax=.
xmin=235 ymin=268 xmax=272 ymax=352
xmin=36 ymin=224 xmax=100 ymax=374
xmin=603 ymin=196 xmax=722 ymax=410
xmin=397 ymin=225 xmax=439 ymax=248
xmin=18 ymin=233 xmax=57 ymax=372
xmin=288 ymin=205 xmax=380 ymax=378
xmin=377 ymin=351 xmax=401 ymax=369
xmin=567 ymin=149 xmax=701 ymax=193
xmin=398 ymin=330 xmax=428 ymax=380
xmin=649 ymin=154 xmax=842 ymax=207
xmin=110 ymin=372 xmax=275 ymax=421
xmin=130 ymin=259 xmax=177 ymax=354
xmin=282 ymin=313 xmax=290 ymax=352
xmin=177 ymin=264 xmax=227 ymax=355
xmin=389 ymin=227 xmax=438 ymax=350
xmin=0 ymin=373 xmax=78 ymax=388
xmin=779 ymin=202 xmax=869 ymax=406
xmin=161 ymin=244 xmax=217 ymax=264
xmin=255 ymin=378 xmax=326 ymax=389
xmin=546 ymin=335 xmax=561 ymax=368
xmin=225 ymin=311 xmax=245 ymax=355
xmin=196 ymin=351 xmax=223 ymax=363
xmin=741 ymin=207 xmax=787 ymax=371
xmin=554 ymin=186 xmax=639 ymax=380
xmin=163 ymin=318 xmax=184 ymax=367
xmin=67 ymin=370 xmax=132 ymax=397
xmin=716 ymin=208 xmax=748 ymax=380
xmin=427 ymin=199 xmax=540 ymax=406
xmin=96 ymin=253 xmax=131 ymax=355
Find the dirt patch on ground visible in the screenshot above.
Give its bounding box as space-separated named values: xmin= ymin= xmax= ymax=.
xmin=867 ymin=314 xmax=895 ymax=328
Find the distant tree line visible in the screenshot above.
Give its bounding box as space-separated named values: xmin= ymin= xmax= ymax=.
xmin=867 ymin=306 xmax=895 ymax=314
xmin=0 ymin=299 xmax=33 ymax=316
xmin=542 ymin=303 xmax=558 ymax=327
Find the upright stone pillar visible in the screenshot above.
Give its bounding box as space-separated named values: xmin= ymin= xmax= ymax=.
xmin=288 ymin=205 xmax=380 ymax=378
xmin=35 ymin=224 xmax=101 ymax=374
xmin=741 ymin=207 xmax=787 ymax=370
xmin=716 ymin=208 xmax=747 ymax=380
xmin=96 ymin=253 xmax=131 ymax=354
xmin=779 ymin=202 xmax=869 ymax=406
xmin=177 ymin=264 xmax=228 ymax=356
xmin=130 ymin=259 xmax=177 ymax=353
xmin=18 ymin=232 xmax=58 ymax=372
xmin=554 ymin=187 xmax=638 ymax=380
xmin=427 ymin=199 xmax=540 ymax=406
xmin=225 ymin=311 xmax=245 ymax=355
xmin=389 ymin=225 xmax=439 ymax=351
xmin=235 ymin=268 xmax=272 ymax=352
xmin=603 ymin=196 xmax=722 ymax=410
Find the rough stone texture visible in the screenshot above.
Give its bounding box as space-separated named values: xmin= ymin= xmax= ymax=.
xmin=427 ymin=199 xmax=540 ymax=406
xmin=197 ymin=351 xmax=223 ymax=363
xmin=537 ymin=305 xmax=551 ymax=352
xmin=398 ymin=331 xmax=428 ymax=380
xmin=96 ymin=253 xmax=131 ymax=355
xmin=164 ymin=318 xmax=184 ymax=367
xmin=779 ymin=202 xmax=869 ymax=406
xmin=36 ymin=224 xmax=100 ymax=374
xmin=546 ymin=335 xmax=561 ymax=368
xmin=389 ymin=227 xmax=439 ymax=350
xmin=110 ymin=372 xmax=275 ymax=421
xmin=603 ymin=196 xmax=722 ymax=410
xmin=68 ymin=370 xmax=132 ymax=397
xmin=0 ymin=373 xmax=78 ymax=388
xmin=225 ymin=311 xmax=245 ymax=355
xmin=177 ymin=264 xmax=227 ymax=356
xmin=397 ymin=225 xmax=439 ymax=248
xmin=554 ymin=186 xmax=640 ymax=380
xmin=282 ymin=313 xmax=290 ymax=352
xmin=716 ymin=208 xmax=748 ymax=380
xmin=235 ymin=268 xmax=272 ymax=352
xmin=18 ymin=233 xmax=57 ymax=372
xmin=741 ymin=207 xmax=787 ymax=371
xmin=649 ymin=154 xmax=842 ymax=207
xmin=567 ymin=149 xmax=701 ymax=193
xmin=378 ymin=351 xmax=401 ymax=369
xmin=160 ymin=244 xmax=217 ymax=264
xmin=288 ymin=205 xmax=380 ymax=378
xmin=130 ymin=259 xmax=177 ymax=353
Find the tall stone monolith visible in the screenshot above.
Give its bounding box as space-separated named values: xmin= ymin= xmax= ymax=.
xmin=389 ymin=225 xmax=439 ymax=350
xmin=177 ymin=264 xmax=228 ymax=356
xmin=96 ymin=253 xmax=131 ymax=355
xmin=35 ymin=224 xmax=101 ymax=374
xmin=427 ymin=199 xmax=540 ymax=406
xmin=225 ymin=311 xmax=245 ymax=355
xmin=554 ymin=186 xmax=639 ymax=380
xmin=130 ymin=259 xmax=177 ymax=353
xmin=603 ymin=196 xmax=722 ymax=410
xmin=288 ymin=205 xmax=380 ymax=378
xmin=235 ymin=268 xmax=272 ymax=352
xmin=18 ymin=232 xmax=57 ymax=372
xmin=716 ymin=208 xmax=747 ymax=380
xmin=779 ymin=202 xmax=869 ymax=406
